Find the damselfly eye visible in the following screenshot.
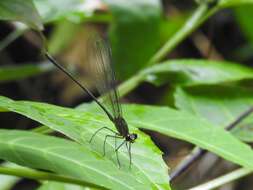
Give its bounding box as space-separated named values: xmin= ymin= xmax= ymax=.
xmin=130 ymin=133 xmax=137 ymax=142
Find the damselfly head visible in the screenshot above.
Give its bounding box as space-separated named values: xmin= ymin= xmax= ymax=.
xmin=127 ymin=133 xmax=137 ymax=143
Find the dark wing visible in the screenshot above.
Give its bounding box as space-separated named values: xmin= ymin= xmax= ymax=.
xmin=86 ymin=35 xmax=122 ymax=119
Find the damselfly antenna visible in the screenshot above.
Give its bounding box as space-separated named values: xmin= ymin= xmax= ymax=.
xmin=45 ymin=35 xmax=137 ymax=168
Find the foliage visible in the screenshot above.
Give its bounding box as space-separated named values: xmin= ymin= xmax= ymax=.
xmin=0 ymin=0 xmax=42 ymax=30
xmin=1 ymin=0 xmax=253 ymax=190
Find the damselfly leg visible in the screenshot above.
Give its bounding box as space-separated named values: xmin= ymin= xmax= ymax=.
xmin=103 ymin=134 xmax=123 ymax=156
xmin=89 ymin=127 xmax=118 ymax=143
xmin=126 ymin=142 xmax=132 ymax=169
xmin=89 ymin=127 xmax=127 ymax=167
xmin=115 ymin=140 xmax=128 ymax=167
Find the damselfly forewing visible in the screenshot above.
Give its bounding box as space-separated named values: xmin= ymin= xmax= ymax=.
xmin=45 ymin=35 xmax=137 ymax=168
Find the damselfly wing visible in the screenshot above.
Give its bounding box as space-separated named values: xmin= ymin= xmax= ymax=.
xmin=45 ymin=34 xmax=137 ymax=168
xmin=87 ymin=36 xmax=137 ymax=168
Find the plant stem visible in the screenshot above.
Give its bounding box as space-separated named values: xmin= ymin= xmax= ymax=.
xmin=189 ymin=168 xmax=252 ymax=190
xmin=117 ymin=73 xmax=145 ymax=97
xmin=170 ymin=147 xmax=206 ymax=180
xmin=170 ymin=106 xmax=253 ymax=181
xmin=117 ymin=3 xmax=217 ymax=97
xmin=148 ymin=3 xmax=209 ymax=65
xmin=0 ymin=166 xmax=108 ymax=190
xmin=0 ymin=24 xmax=27 ymax=52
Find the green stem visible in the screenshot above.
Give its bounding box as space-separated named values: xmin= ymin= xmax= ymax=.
xmin=98 ymin=72 xmax=144 ymax=101
xmin=148 ymin=3 xmax=209 ymax=65
xmin=189 ymin=168 xmax=252 ymax=190
xmin=117 ymin=73 xmax=145 ymax=97
xmin=117 ymin=3 xmax=218 ymax=97
xmin=0 ymin=166 xmax=108 ymax=190
xmin=0 ymin=26 xmax=27 ymax=52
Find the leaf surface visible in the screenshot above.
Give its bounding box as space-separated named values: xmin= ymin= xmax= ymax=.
xmin=174 ymin=85 xmax=253 ymax=142
xmin=0 ymin=0 xmax=43 ymax=30
xmin=0 ymin=63 xmax=53 ymax=83
xmin=37 ymin=181 xmax=85 ymax=190
xmin=142 ymin=59 xmax=253 ymax=86
xmin=106 ymin=0 xmax=161 ymax=79
xmin=0 ymin=129 xmax=168 ymax=190
xmin=34 ymin=0 xmax=95 ymax=23
xmin=0 ymin=96 xmax=253 ymax=174
xmin=0 ymin=96 xmax=170 ymax=190
xmin=219 ymin=0 xmax=253 ymax=7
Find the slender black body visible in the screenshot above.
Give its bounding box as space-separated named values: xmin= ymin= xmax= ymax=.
xmin=45 ymin=35 xmax=137 ymax=167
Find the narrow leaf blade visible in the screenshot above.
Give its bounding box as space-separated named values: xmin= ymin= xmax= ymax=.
xmin=0 ymin=129 xmax=168 ymax=190
xmin=0 ymin=96 xmax=170 ymax=190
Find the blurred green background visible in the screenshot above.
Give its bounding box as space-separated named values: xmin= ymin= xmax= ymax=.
xmin=1 ymin=0 xmax=253 ymax=189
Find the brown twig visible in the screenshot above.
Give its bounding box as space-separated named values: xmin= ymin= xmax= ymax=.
xmin=170 ymin=106 xmax=253 ymax=181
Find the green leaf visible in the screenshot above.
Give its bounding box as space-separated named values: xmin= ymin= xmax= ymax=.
xmin=37 ymin=181 xmax=86 ymax=190
xmin=0 ymin=63 xmax=54 ymax=83
xmin=0 ymin=130 xmax=162 ymax=190
xmin=1 ymin=96 xmax=253 ymax=174
xmin=106 ymin=0 xmax=162 ymax=79
xmin=219 ymin=0 xmax=253 ymax=7
xmin=0 ymin=0 xmax=43 ymax=30
xmin=174 ymin=86 xmax=253 ymax=142
xmin=33 ymin=0 xmax=95 ymax=23
xmin=234 ymin=5 xmax=253 ymax=45
xmin=0 ymin=96 xmax=170 ymax=190
xmin=142 ymin=59 xmax=253 ymax=86
xmin=124 ymin=104 xmax=253 ymax=171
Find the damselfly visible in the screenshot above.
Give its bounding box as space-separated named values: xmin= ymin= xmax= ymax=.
xmin=45 ymin=34 xmax=137 ymax=168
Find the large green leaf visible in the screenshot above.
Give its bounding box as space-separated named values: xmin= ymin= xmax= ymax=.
xmin=33 ymin=0 xmax=96 ymax=23
xmin=141 ymin=59 xmax=253 ymax=86
xmin=219 ymin=0 xmax=253 ymax=7
xmin=37 ymin=181 xmax=87 ymax=190
xmin=0 ymin=130 xmax=165 ymax=190
xmin=124 ymin=104 xmax=253 ymax=170
xmin=0 ymin=96 xmax=170 ymax=190
xmin=234 ymin=5 xmax=253 ymax=45
xmin=1 ymin=96 xmax=253 ymax=173
xmin=0 ymin=63 xmax=53 ymax=83
xmin=106 ymin=0 xmax=161 ymax=79
xmin=174 ymin=86 xmax=253 ymax=142
xmin=0 ymin=0 xmax=43 ymax=30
